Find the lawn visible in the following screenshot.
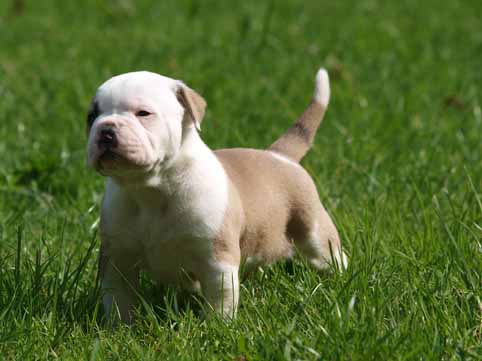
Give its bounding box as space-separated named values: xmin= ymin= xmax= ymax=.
xmin=0 ymin=0 xmax=481 ymax=359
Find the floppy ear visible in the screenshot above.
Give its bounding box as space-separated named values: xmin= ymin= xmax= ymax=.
xmin=176 ymin=83 xmax=206 ymax=131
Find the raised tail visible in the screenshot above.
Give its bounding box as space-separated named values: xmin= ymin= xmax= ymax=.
xmin=269 ymin=68 xmax=330 ymax=163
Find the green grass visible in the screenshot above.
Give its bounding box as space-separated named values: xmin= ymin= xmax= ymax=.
xmin=0 ymin=0 xmax=481 ymax=359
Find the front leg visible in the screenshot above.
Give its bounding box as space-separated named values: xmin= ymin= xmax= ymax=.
xmin=99 ymin=245 xmax=140 ymax=324
xmin=200 ymin=262 xmax=239 ymax=318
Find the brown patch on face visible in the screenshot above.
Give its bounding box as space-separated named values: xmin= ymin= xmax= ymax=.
xmin=86 ymin=100 xmax=100 ymax=133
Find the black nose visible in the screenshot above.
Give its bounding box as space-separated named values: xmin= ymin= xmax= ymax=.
xmin=98 ymin=128 xmax=118 ymax=149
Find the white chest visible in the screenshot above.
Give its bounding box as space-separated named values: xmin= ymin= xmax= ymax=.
xmin=100 ymin=150 xmax=229 ymax=284
xmin=138 ymin=207 xmax=215 ymax=280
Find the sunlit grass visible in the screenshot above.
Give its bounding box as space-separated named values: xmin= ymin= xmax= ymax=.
xmin=0 ymin=0 xmax=481 ymax=359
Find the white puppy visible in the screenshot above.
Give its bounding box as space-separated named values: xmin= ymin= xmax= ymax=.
xmin=86 ymin=69 xmax=347 ymax=323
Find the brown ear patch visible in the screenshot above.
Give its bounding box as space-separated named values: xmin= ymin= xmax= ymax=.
xmin=176 ymin=84 xmax=207 ymax=131
xmin=86 ymin=100 xmax=100 ymax=133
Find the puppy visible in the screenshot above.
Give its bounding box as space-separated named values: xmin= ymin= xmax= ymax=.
xmin=86 ymin=68 xmax=347 ymax=322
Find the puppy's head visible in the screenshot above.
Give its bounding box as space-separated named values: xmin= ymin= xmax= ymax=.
xmin=86 ymin=71 xmax=206 ymax=177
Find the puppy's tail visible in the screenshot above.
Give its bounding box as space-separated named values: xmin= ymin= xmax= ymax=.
xmin=269 ymin=68 xmax=330 ymax=163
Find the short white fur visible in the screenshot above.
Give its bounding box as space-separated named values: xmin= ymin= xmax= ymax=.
xmin=87 ymin=68 xmax=346 ymax=324
xmin=89 ymin=72 xmax=233 ymax=322
xmin=313 ymin=68 xmax=330 ymax=107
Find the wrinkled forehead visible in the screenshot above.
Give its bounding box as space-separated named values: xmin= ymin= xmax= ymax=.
xmin=95 ymin=71 xmax=180 ymax=112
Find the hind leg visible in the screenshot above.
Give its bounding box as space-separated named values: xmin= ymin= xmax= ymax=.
xmin=292 ymin=206 xmax=348 ymax=272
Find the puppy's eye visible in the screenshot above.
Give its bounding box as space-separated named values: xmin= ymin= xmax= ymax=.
xmin=136 ymin=110 xmax=152 ymax=117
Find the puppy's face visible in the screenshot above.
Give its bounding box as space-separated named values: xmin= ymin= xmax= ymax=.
xmin=86 ymin=71 xmax=205 ymax=178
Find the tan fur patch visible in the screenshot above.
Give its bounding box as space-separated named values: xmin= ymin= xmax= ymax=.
xmin=215 ymin=148 xmax=341 ymax=267
xmin=269 ymin=101 xmax=326 ymax=162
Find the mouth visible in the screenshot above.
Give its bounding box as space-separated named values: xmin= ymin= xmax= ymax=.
xmin=94 ymin=148 xmax=155 ymax=177
xmin=99 ymin=149 xmax=119 ymax=162
xmin=96 ymin=149 xmax=124 ymax=172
